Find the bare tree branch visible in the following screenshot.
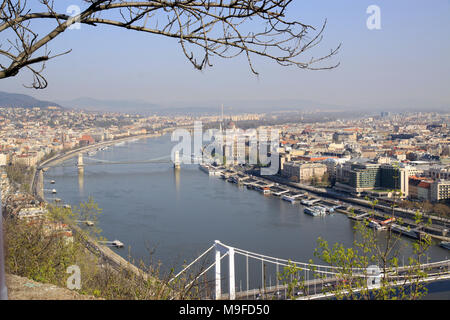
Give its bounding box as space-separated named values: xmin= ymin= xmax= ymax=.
xmin=0 ymin=0 xmax=341 ymax=89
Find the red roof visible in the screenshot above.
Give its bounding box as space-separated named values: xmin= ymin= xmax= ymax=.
xmin=298 ymin=155 xmax=338 ymax=162
xmin=80 ymin=135 xmax=94 ymax=143
xmin=418 ymin=181 xmax=431 ymax=188
xmin=343 ymin=128 xmax=359 ymax=132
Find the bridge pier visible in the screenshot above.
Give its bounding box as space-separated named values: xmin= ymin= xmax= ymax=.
xmin=173 ymin=151 xmax=181 ymax=169
xmin=77 ymin=153 xmax=84 ymax=173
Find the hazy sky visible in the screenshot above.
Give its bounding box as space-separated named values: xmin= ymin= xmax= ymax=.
xmin=1 ymin=0 xmax=450 ymax=110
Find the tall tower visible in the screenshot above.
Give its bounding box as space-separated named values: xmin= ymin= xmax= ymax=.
xmin=219 ymin=104 xmax=224 ymax=133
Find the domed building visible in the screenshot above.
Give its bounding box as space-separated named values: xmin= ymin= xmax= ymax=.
xmin=227 ymin=120 xmax=236 ymax=130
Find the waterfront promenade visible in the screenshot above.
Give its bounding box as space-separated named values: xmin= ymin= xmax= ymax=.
xmin=214 ymin=167 xmax=450 ymax=243
xmin=247 ymin=173 xmax=450 ymax=240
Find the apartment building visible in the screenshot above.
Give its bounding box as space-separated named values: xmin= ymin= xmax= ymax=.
xmin=282 ymin=161 xmax=327 ymax=183
xmin=335 ymin=160 xmax=410 ymax=197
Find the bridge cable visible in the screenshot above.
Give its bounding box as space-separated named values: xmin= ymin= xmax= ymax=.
xmin=169 ymin=244 xmax=216 ymax=283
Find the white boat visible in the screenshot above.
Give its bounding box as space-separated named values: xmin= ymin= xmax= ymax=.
xmin=50 ymin=180 xmax=55 ymax=184
xmin=281 ymin=192 xmax=304 ymax=203
xmin=304 ymin=206 xmax=326 ymax=217
xmin=301 ymin=198 xmax=321 ymax=206
xmin=322 ymin=206 xmax=334 ymax=214
xmin=366 ymin=216 xmax=396 ymax=231
xmin=390 ymin=223 xmax=418 ymax=239
xmin=51 ymin=189 xmax=57 ymax=194
xmin=112 ymin=240 xmax=124 ymax=248
xmin=282 ymin=195 xmax=297 ymax=203
xmin=440 ymin=241 xmax=450 ymax=250
xmin=319 ymin=205 xmax=334 ymax=214
xmin=199 ymin=164 xmax=223 ymax=176
xmin=368 ymin=220 xmax=384 ymax=230
xmin=272 ymin=189 xmax=289 ymax=197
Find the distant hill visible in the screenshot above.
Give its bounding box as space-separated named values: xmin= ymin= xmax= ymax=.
xmin=0 ymin=91 xmax=63 ymax=109
xmin=56 ymin=97 xmax=160 ymax=114
xmin=56 ymin=97 xmax=349 ymax=115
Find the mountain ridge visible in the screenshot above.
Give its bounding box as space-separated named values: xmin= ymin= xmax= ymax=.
xmin=0 ymin=91 xmax=62 ymax=109
xmin=2 ymin=91 xmax=448 ymax=115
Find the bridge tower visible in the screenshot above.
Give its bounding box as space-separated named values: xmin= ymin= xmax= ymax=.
xmin=214 ymin=240 xmax=235 ymax=300
xmin=173 ymin=150 xmax=180 ymax=169
xmin=77 ymin=153 xmax=84 ymax=173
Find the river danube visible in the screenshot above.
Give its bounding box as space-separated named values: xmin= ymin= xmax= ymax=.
xmin=44 ymin=134 xmax=450 ymax=298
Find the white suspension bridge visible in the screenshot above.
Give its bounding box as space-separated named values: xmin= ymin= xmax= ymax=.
xmin=168 ymin=240 xmax=450 ymax=300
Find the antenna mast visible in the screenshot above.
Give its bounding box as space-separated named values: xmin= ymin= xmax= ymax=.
xmin=220 ymin=104 xmax=224 ymax=133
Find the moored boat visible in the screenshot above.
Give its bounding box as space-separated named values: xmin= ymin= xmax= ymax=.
xmin=282 ymin=194 xmax=297 ymax=203
xmin=301 ymin=198 xmax=321 ymax=206
xmin=304 ymin=206 xmax=326 ymax=217
xmin=281 ymin=192 xmax=304 ymax=203
xmin=390 ymin=223 xmax=418 ymax=239
xmin=368 ymin=217 xmax=395 ymax=231
xmin=440 ymin=241 xmax=450 ymax=250
xmin=112 ymin=240 xmax=124 ymax=248
xmin=368 ymin=218 xmax=386 ymax=230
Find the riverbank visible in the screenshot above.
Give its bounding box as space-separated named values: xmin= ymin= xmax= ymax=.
xmin=261 ymin=174 xmax=450 ymax=242
xmin=207 ymin=166 xmax=450 ymax=243
xmin=30 ymin=132 xmax=171 ymax=284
